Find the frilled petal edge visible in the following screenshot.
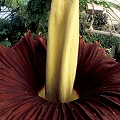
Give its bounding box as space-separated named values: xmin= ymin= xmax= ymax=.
xmin=0 ymin=33 xmax=120 ymax=120
xmin=73 ymin=38 xmax=120 ymax=119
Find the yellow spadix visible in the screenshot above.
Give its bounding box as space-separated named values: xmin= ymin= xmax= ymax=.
xmin=46 ymin=0 xmax=79 ymax=103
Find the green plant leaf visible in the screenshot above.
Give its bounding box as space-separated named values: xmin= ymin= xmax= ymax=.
xmin=0 ymin=40 xmax=12 ymax=47
xmin=107 ymin=2 xmax=120 ymax=10
xmin=12 ymin=0 xmax=17 ymax=9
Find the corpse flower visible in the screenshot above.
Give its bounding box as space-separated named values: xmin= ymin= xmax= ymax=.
xmin=0 ymin=0 xmax=120 ymax=120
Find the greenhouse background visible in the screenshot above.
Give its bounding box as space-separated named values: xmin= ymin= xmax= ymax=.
xmin=0 ymin=0 xmax=120 ymax=61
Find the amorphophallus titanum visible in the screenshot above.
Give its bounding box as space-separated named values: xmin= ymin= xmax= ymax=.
xmin=0 ymin=0 xmax=120 ymax=119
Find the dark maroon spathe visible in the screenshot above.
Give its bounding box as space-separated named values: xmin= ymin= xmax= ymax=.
xmin=0 ymin=31 xmax=120 ymax=119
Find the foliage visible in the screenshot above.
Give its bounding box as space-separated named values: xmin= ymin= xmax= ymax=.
xmin=0 ymin=0 xmax=51 ymax=46
xmin=83 ymin=33 xmax=120 ymax=48
xmin=80 ymin=11 xmax=107 ymax=36
xmin=0 ymin=14 xmax=28 ymax=46
xmin=26 ymin=0 xmax=51 ymax=37
xmin=0 ymin=0 xmax=28 ymax=10
xmin=0 ymin=40 xmax=11 ymax=47
xmin=9 ymin=14 xmax=28 ymax=44
xmin=114 ymin=43 xmax=120 ymax=62
xmin=0 ymin=0 xmax=28 ymax=46
xmin=80 ymin=11 xmax=120 ymax=48
xmin=0 ymin=18 xmax=11 ymax=33
xmin=0 ymin=18 xmax=11 ymax=42
xmin=0 ymin=0 xmax=120 ymax=48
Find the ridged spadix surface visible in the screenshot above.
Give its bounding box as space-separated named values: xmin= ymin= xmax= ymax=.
xmin=46 ymin=0 xmax=79 ymax=103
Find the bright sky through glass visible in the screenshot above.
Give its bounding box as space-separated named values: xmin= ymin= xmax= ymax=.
xmin=0 ymin=6 xmax=12 ymax=19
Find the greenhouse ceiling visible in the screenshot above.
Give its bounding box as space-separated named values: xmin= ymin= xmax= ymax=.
xmin=0 ymin=6 xmax=12 ymax=19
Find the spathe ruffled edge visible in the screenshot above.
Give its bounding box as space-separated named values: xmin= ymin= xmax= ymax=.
xmin=0 ymin=32 xmax=120 ymax=119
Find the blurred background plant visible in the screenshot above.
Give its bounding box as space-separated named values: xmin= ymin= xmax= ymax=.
xmin=0 ymin=0 xmax=52 ymax=46
xmin=79 ymin=0 xmax=120 ymax=62
xmin=0 ymin=0 xmax=120 ymax=61
xmin=80 ymin=10 xmax=120 ymax=48
xmin=26 ymin=0 xmax=51 ymax=37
